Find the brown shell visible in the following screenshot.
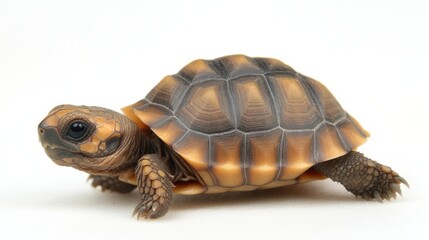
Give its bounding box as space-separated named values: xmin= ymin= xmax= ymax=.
xmin=124 ymin=55 xmax=369 ymax=194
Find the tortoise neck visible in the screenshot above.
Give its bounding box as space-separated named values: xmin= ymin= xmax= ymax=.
xmin=140 ymin=131 xmax=156 ymax=155
xmin=141 ymin=131 xmax=197 ymax=182
xmin=111 ymin=118 xmax=144 ymax=174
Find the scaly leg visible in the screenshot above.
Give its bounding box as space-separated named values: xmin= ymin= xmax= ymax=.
xmin=133 ymin=154 xmax=174 ymax=219
xmin=88 ymin=175 xmax=136 ymax=193
xmin=312 ymin=151 xmax=408 ymax=201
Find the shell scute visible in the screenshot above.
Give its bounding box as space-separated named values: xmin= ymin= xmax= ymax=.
xmin=176 ymin=81 xmax=235 ymax=134
xmin=211 ymin=132 xmax=245 ymax=187
xmin=145 ymin=75 xmax=189 ymax=111
xmin=150 ymin=117 xmax=187 ymax=146
xmin=177 ymin=59 xmax=224 ymax=82
xmin=246 ymin=128 xmax=283 ymax=186
xmin=304 ymin=76 xmax=346 ymax=123
xmin=315 ymin=124 xmax=348 ymax=161
xmin=278 ymin=131 xmax=315 ymax=180
xmin=254 ymin=57 xmax=295 ymax=73
xmin=230 ymin=75 xmax=278 ymax=132
xmin=217 ymin=55 xmax=262 ymax=78
xmin=337 ymin=116 xmax=369 ymax=149
xmin=267 ymin=75 xmax=323 ymax=130
xmin=133 ymin=100 xmax=172 ymax=127
xmin=172 ymin=131 xmax=209 ymax=171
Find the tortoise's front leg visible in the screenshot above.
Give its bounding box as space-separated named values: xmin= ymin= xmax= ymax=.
xmin=312 ymin=151 xmax=408 ymax=201
xmin=88 ymin=175 xmax=136 ymax=193
xmin=134 ymin=154 xmax=174 ymax=219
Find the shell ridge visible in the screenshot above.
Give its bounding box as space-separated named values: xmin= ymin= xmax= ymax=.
xmin=173 ymin=73 xmax=192 ymax=84
xmin=207 ymin=135 xmax=218 ymax=186
xmin=226 ymin=72 xmax=294 ymax=82
xmin=191 ymin=78 xmax=227 ymax=85
xmin=172 ymin=129 xmax=190 ymax=149
xmin=251 ymin=57 xmax=269 ymax=72
xmin=334 ymin=122 xmax=352 ymax=151
xmin=139 ymin=99 xmax=174 ymax=116
xmin=332 ymin=115 xmax=354 ymax=151
xmin=228 ymin=74 xmax=264 ymax=82
xmin=225 ymin=79 xmax=238 ymax=129
xmin=296 ymin=73 xmax=326 ymax=121
xmin=179 ymin=71 xmax=297 ymax=85
xmin=173 ymin=79 xmax=191 ymax=111
xmin=275 ymin=130 xmax=285 ymax=180
xmin=243 ymin=132 xmax=249 ymax=185
xmin=176 ymin=70 xmax=192 ymax=83
xmin=312 ymin=131 xmax=319 ymax=163
xmin=211 ymin=59 xmax=229 ymax=79
xmin=262 ymin=74 xmax=281 ymax=128
xmin=168 ymin=124 xmax=350 ymax=137
xmin=265 ymin=70 xmax=297 ymax=77
xmin=150 ymin=116 xmax=174 ymax=129
xmin=172 ymin=81 xmax=192 ymax=114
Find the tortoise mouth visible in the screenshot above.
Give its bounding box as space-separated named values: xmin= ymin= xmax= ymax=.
xmin=38 ymin=121 xmax=82 ymax=162
xmin=44 ymin=146 xmax=79 ymax=165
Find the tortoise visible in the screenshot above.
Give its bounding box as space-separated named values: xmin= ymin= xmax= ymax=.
xmin=38 ymin=54 xmax=408 ymax=219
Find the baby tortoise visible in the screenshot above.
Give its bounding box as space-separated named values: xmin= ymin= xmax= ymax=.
xmin=38 ymin=54 xmax=408 ymax=219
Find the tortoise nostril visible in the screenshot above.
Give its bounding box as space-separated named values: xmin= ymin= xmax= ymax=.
xmin=38 ymin=123 xmax=46 ymax=135
xmin=38 ymin=121 xmax=49 ymax=136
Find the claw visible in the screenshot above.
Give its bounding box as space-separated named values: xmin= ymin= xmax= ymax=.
xmin=133 ymin=198 xmax=157 ymax=220
xmin=386 ymin=190 xmax=396 ymax=200
xmin=390 ymin=183 xmax=402 ymax=196
xmin=132 ymin=209 xmax=138 ymax=218
xmin=395 ymin=176 xmax=410 ymax=188
xmin=136 ymin=210 xmax=141 ymax=219
xmin=133 ymin=204 xmax=145 ymax=219
xmin=373 ymin=191 xmax=383 ymax=202
xmin=133 ymin=206 xmax=147 ymax=220
xmin=132 ymin=206 xmax=139 ymax=218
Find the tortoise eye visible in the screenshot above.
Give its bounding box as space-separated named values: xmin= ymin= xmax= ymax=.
xmin=67 ymin=121 xmax=89 ymax=141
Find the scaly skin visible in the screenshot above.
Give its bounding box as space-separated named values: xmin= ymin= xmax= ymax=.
xmin=88 ymin=175 xmax=136 ymax=193
xmin=133 ymin=154 xmax=174 ymax=219
xmin=312 ymin=151 xmax=408 ymax=201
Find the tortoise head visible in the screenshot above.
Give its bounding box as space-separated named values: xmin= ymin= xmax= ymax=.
xmin=38 ymin=105 xmax=142 ymax=175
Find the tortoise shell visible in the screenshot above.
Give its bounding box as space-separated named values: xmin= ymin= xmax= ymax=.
xmin=123 ymin=55 xmax=369 ymax=194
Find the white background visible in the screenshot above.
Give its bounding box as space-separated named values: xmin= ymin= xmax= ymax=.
xmin=1 ymin=0 xmax=428 ymax=239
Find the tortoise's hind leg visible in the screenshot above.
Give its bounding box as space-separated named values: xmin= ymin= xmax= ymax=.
xmin=312 ymin=151 xmax=408 ymax=201
xmin=88 ymin=175 xmax=136 ymax=193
